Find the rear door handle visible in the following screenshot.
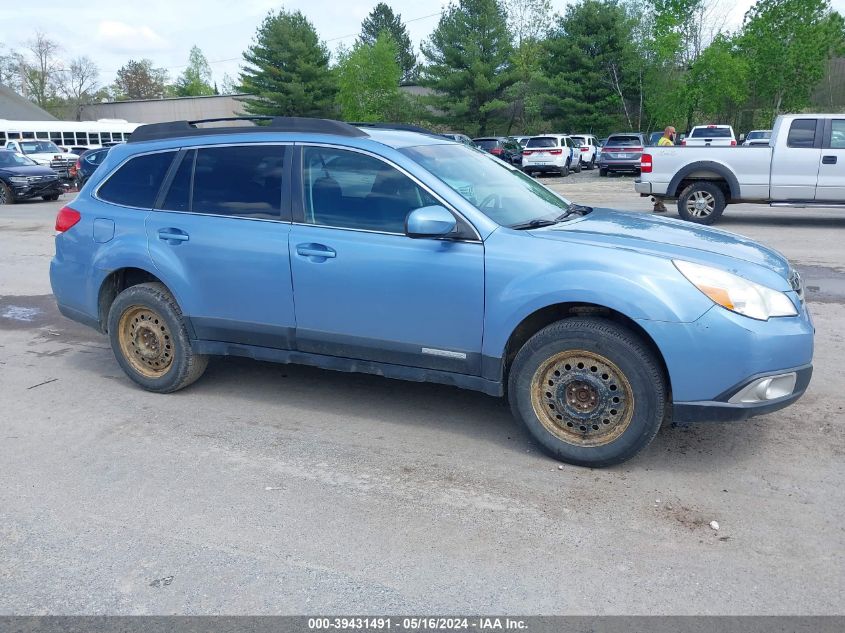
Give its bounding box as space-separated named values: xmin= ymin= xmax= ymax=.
xmin=296 ymin=243 xmax=336 ymax=260
xmin=822 ymin=155 xmax=837 ymax=165
xmin=158 ymin=228 xmax=189 ymax=244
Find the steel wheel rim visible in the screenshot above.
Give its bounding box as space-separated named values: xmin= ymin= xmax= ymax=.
xmin=686 ymin=190 xmax=715 ymax=217
xmin=530 ymin=350 xmax=635 ymax=447
xmin=118 ymin=305 xmax=174 ymax=378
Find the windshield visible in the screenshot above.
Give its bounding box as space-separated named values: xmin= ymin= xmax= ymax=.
xmin=474 ymin=139 xmax=499 ymax=150
xmin=18 ymin=140 xmax=62 ymax=154
xmin=526 ymin=137 xmax=559 ymax=148
xmin=605 ymin=135 xmax=642 ymax=146
xmin=399 ymin=143 xmax=571 ymax=228
xmin=691 ymin=127 xmax=732 ymax=138
xmin=0 ymin=151 xmax=37 ymax=167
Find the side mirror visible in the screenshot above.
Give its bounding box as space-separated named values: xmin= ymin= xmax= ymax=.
xmin=405 ymin=205 xmax=457 ymax=238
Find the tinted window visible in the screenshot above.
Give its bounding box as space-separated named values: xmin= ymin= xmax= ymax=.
xmin=747 ymin=131 xmax=771 ymax=140
xmin=605 ymin=135 xmax=642 ymax=146
xmin=690 ymin=127 xmax=732 ymax=138
xmin=787 ymin=120 xmax=817 ymax=148
xmin=526 ymin=137 xmax=558 ymax=148
xmin=161 ymin=145 xmax=286 ymax=219
xmin=831 ymin=121 xmax=845 ymax=149
xmin=474 ymin=139 xmax=500 ymax=150
xmin=302 ymin=146 xmax=438 ymax=233
xmin=84 ymin=149 xmax=108 ymax=165
xmin=98 ymin=151 xmax=175 ymax=208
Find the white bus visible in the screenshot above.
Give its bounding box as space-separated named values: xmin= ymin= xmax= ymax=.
xmin=0 ymin=119 xmax=141 ymax=153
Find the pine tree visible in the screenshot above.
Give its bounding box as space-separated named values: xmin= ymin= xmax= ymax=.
xmin=359 ymin=3 xmax=418 ymax=83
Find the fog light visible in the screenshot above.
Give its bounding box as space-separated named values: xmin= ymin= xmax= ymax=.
xmin=729 ymin=373 xmax=797 ymax=404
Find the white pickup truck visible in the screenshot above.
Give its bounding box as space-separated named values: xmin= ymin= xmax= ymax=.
xmin=5 ymin=139 xmax=78 ymax=180
xmin=635 ymin=113 xmax=845 ymax=224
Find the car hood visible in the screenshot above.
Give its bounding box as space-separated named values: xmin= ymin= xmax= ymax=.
xmin=532 ymin=208 xmax=791 ymax=279
xmin=0 ymin=165 xmax=58 ymax=177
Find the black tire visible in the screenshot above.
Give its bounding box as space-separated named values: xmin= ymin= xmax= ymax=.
xmin=599 ymin=167 xmax=607 ymax=177
xmin=561 ymin=161 xmax=570 ymax=177
xmin=107 ymin=282 xmax=208 ymax=393
xmin=508 ymin=317 xmax=666 ymax=467
xmin=589 ymin=157 xmax=596 ymax=170
xmin=42 ymin=194 xmax=60 ymax=201
xmin=0 ymin=182 xmax=15 ymax=205
xmin=573 ymin=160 xmax=582 ymax=174
xmin=677 ymin=181 xmax=726 ymax=225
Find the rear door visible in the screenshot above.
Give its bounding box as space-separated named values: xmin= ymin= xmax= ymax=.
xmin=770 ymin=118 xmax=823 ymax=201
xmin=145 ymin=143 xmax=296 ymax=348
xmin=815 ymin=118 xmax=845 ymax=201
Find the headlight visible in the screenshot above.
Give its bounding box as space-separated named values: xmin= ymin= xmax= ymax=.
xmin=674 ymin=260 xmax=798 ymax=320
xmin=9 ymin=176 xmax=30 ymax=185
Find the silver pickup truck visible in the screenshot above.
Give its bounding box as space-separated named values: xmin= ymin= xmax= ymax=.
xmin=635 ymin=113 xmax=845 ymax=224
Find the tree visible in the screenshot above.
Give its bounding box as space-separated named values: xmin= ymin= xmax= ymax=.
xmin=686 ymin=35 xmax=749 ymax=125
xmin=359 ymin=3 xmax=418 ymax=83
xmin=20 ymin=32 xmax=62 ymax=108
xmin=421 ymin=0 xmax=514 ymax=135
xmin=59 ymin=56 xmax=99 ymax=102
xmin=174 ymin=46 xmax=215 ymax=96
xmin=741 ymin=0 xmax=845 ymax=114
xmin=238 ymin=9 xmax=337 ymax=117
xmin=220 ymin=72 xmax=238 ymax=94
xmin=112 ymin=59 xmax=169 ymax=100
xmin=337 ymin=33 xmax=403 ymax=121
xmin=542 ymin=0 xmax=640 ymax=133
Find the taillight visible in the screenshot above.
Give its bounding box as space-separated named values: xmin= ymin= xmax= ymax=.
xmin=680 ymin=139 xmax=686 ymax=146
xmin=640 ymin=153 xmax=653 ymax=173
xmin=548 ymin=149 xmax=563 ymax=155
xmin=629 ymin=147 xmax=643 ymax=153
xmin=730 ymin=140 xmax=737 ymax=146
xmin=522 ymin=150 xmax=532 ymax=155
xmin=580 ymin=147 xmax=589 ymax=152
xmin=491 ymin=147 xmax=503 ymax=155
xmin=55 ymin=206 xmax=81 ymax=232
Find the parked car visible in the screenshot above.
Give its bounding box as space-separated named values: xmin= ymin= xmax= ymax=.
xmin=521 ymin=135 xmax=577 ymax=176
xmin=70 ymin=147 xmax=110 ymax=188
xmin=681 ymin=124 xmax=737 ymax=147
xmin=514 ymin=136 xmax=533 ymax=148
xmin=598 ymin=133 xmax=646 ymax=176
xmin=4 ymin=139 xmax=79 ymax=179
xmin=50 ymin=116 xmax=814 ymax=467
xmin=442 ymin=133 xmax=474 ymax=146
xmin=570 ymin=134 xmax=600 ymax=169
xmin=0 ymin=149 xmax=64 ymax=204
xmin=636 ymin=114 xmax=845 ymax=224
xmin=473 ymin=137 xmax=522 ymax=165
xmin=743 ymin=130 xmax=772 ymax=146
xmin=647 ymin=131 xmax=664 ymax=146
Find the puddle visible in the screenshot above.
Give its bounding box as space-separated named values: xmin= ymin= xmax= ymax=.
xmin=1 ymin=306 xmax=42 ymax=322
xmin=795 ymin=265 xmax=845 ymax=304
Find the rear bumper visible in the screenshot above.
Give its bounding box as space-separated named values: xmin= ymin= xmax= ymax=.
xmin=634 ymin=180 xmax=652 ymax=194
xmin=523 ymin=163 xmax=567 ymax=173
xmin=600 ymin=161 xmax=640 ymax=172
xmin=672 ymin=364 xmax=812 ymax=423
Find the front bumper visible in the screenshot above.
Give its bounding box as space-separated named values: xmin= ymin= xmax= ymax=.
xmin=10 ymin=180 xmax=64 ymax=200
xmin=672 ymin=364 xmax=812 ymax=423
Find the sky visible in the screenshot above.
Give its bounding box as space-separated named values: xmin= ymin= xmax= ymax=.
xmin=3 ymin=0 xmax=845 ymax=91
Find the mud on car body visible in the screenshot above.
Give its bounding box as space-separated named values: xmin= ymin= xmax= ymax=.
xmin=50 ymin=117 xmax=814 ymax=467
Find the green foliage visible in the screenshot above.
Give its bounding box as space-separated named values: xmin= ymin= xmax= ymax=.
xmin=687 ymin=35 xmax=749 ymax=123
xmin=359 ymin=3 xmax=418 ymax=83
xmin=238 ymin=9 xmax=337 ymax=117
xmin=542 ymin=0 xmax=639 ymax=133
xmin=337 ymin=33 xmax=403 ymax=121
xmin=112 ymin=59 xmax=169 ymax=100
xmin=420 ymin=0 xmax=514 ymax=135
xmin=175 ymin=46 xmax=215 ymax=97
xmin=741 ymin=0 xmax=845 ymax=114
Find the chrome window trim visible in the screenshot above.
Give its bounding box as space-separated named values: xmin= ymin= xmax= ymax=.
xmin=298 ymin=141 xmax=483 ymax=242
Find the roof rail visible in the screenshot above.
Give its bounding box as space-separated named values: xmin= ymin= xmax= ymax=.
xmin=128 ymin=116 xmax=369 ymax=143
xmin=350 ymin=122 xmax=439 ymax=135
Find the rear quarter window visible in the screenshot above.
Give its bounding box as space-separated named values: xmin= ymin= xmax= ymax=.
xmin=97 ymin=151 xmax=175 ymax=208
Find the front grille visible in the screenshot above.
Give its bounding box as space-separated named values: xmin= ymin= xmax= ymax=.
xmin=49 ymin=157 xmax=73 ymax=177
xmin=789 ymin=268 xmax=804 ymax=302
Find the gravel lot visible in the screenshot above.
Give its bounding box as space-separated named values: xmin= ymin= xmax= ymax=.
xmin=1 ymin=170 xmax=843 ymax=614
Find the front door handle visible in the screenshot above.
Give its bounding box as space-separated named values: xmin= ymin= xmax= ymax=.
xmin=296 ymin=243 xmax=336 ymax=260
xmin=158 ymin=228 xmax=189 ymax=244
xmin=822 ymin=155 xmax=837 ymax=165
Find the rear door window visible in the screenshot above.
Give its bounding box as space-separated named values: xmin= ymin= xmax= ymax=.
xmin=830 ymin=120 xmax=845 ymax=149
xmin=526 ymin=137 xmax=559 ymax=148
xmin=787 ymin=120 xmax=818 ymax=148
xmin=97 ymin=151 xmax=176 ymax=208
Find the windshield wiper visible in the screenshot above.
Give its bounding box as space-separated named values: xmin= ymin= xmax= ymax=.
xmin=555 ymin=204 xmax=593 ymax=221
xmin=509 ymin=218 xmax=559 ymax=230
xmin=511 ymin=204 xmax=593 ymax=230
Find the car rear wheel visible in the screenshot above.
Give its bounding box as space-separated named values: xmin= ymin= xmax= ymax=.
xmin=42 ymin=194 xmax=60 ymax=201
xmin=677 ymin=181 xmax=726 ymax=225
xmin=508 ymin=317 xmax=666 ymax=467
xmin=573 ymin=160 xmax=582 ymax=174
xmin=561 ymin=162 xmax=570 ymax=177
xmin=589 ymin=157 xmax=596 ymax=170
xmin=0 ymin=182 xmax=15 ymax=205
xmin=599 ymin=168 xmax=607 ymax=177
xmin=108 ymin=282 xmax=208 ymax=393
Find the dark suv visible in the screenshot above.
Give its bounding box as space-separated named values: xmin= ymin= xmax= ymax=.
xmin=0 ymin=150 xmax=64 ymax=204
xmin=473 ymin=137 xmax=522 ymax=165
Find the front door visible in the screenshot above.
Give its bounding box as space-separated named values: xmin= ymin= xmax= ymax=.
xmin=289 ymin=145 xmax=485 ymax=375
xmin=145 ymin=144 xmax=296 ymax=348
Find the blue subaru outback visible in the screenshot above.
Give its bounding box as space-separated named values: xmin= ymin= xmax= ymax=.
xmin=49 ymin=117 xmax=814 ymax=467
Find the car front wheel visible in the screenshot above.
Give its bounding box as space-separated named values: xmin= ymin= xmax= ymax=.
xmin=0 ymin=182 xmax=15 ymax=205
xmin=108 ymin=282 xmax=208 ymax=393
xmin=508 ymin=317 xmax=666 ymax=467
